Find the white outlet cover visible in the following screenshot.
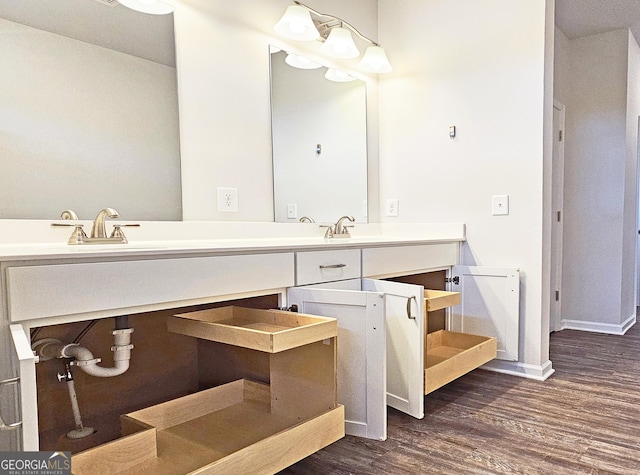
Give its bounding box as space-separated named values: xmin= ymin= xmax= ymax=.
xmin=217 ymin=187 xmax=238 ymax=212
xmin=385 ymin=198 xmax=399 ymax=217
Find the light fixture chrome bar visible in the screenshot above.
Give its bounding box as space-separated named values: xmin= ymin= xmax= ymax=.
xmin=293 ymin=0 xmax=381 ymax=47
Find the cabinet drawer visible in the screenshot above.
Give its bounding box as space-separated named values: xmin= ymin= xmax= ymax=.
xmin=424 ymin=290 xmax=460 ymax=312
xmin=295 ymin=249 xmax=361 ymax=285
xmin=424 ymin=330 xmax=496 ymax=394
xmin=6 ymin=253 xmax=294 ymax=322
xmin=362 ymin=244 xmax=458 ymax=278
xmin=71 ymin=379 xmax=345 ymax=475
xmin=169 ymin=306 xmax=337 ymax=353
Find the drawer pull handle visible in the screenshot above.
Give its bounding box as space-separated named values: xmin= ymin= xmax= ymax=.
xmin=319 ymin=264 xmax=347 ymax=269
xmin=0 ymin=377 xmax=22 ymax=430
xmin=407 ymin=296 xmax=417 ymax=320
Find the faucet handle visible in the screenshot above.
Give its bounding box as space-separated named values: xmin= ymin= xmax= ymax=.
xmin=319 ymin=225 xmax=334 ymax=239
xmin=110 ymin=224 xmax=140 ymax=244
xmin=51 ymin=222 xmax=88 ymax=244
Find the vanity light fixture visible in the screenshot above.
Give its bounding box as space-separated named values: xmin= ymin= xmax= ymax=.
xmin=274 ymin=4 xmax=320 ymax=41
xmin=358 ymin=45 xmax=393 ymax=73
xmin=285 ymin=53 xmax=322 ymax=69
xmin=118 ymin=0 xmax=174 ymax=15
xmin=321 ymin=26 xmax=360 ymax=59
xmin=274 ymin=1 xmax=392 ymax=73
xmin=325 ymin=68 xmax=356 ymax=82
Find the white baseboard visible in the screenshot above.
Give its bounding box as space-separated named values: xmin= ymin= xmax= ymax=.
xmin=480 ymin=359 xmax=555 ymax=381
xmin=560 ymin=313 xmax=636 ymax=335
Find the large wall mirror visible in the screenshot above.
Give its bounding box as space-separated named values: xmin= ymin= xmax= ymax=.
xmin=270 ymin=48 xmax=368 ymax=223
xmin=0 ymin=0 xmax=181 ymax=221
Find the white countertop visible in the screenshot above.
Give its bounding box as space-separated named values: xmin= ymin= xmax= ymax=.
xmin=0 ymin=221 xmax=465 ymax=261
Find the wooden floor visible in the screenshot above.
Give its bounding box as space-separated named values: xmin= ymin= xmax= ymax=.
xmin=280 ymin=326 xmax=640 ymax=474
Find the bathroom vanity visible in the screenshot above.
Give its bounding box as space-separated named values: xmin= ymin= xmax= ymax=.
xmin=0 ymin=221 xmax=518 ymax=472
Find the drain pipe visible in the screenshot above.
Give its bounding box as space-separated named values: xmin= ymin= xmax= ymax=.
xmin=57 ymin=364 xmax=95 ymax=439
xmin=33 ymin=317 xmax=134 ymax=378
xmin=60 ymin=328 xmax=134 ymax=378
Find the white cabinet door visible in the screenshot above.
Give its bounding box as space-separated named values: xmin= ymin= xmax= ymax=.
xmin=6 ymin=324 xmax=39 ymax=450
xmin=449 ymin=266 xmax=520 ymax=361
xmin=287 ymin=281 xmax=387 ymax=440
xmin=361 ymin=279 xmax=425 ymax=420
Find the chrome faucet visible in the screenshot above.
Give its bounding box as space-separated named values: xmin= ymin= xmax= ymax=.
xmin=90 ymin=208 xmax=119 ymax=239
xmin=52 ymin=208 xmax=139 ymax=245
xmin=335 ymin=215 xmax=355 ymax=236
xmin=320 ymin=215 xmax=355 ymax=239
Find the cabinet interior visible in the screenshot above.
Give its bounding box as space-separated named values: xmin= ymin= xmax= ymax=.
xmin=32 ymin=294 xmax=279 ymax=454
xmin=386 ymin=269 xmax=447 ymax=332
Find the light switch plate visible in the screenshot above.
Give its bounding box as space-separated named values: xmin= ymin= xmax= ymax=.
xmin=492 ymin=195 xmax=509 ymax=216
xmin=287 ymin=204 xmax=297 ymax=219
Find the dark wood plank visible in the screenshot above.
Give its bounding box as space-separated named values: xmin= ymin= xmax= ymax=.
xmin=280 ymin=325 xmax=640 ymax=474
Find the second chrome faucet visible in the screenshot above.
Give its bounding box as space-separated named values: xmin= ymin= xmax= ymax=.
xmin=321 ymin=215 xmax=355 ymax=239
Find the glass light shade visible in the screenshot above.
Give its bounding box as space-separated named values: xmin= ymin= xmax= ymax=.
xmin=325 ymin=68 xmax=356 ymax=82
xmin=285 ymin=53 xmax=322 ymax=70
xmin=320 ymin=27 xmax=360 ymax=59
xmin=118 ymin=0 xmax=174 ymax=15
xmin=274 ymin=5 xmax=320 ymax=41
xmin=358 ymin=45 xmax=392 ymax=73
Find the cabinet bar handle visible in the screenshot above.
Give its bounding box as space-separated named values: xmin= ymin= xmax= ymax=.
xmin=407 ymin=296 xmax=417 ymax=319
xmin=0 ymin=377 xmax=22 ymax=430
xmin=319 ymin=264 xmax=347 ymax=269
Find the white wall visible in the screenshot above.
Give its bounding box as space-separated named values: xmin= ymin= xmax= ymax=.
xmin=553 ymin=27 xmax=571 ymax=106
xmin=560 ymin=29 xmax=637 ymax=329
xmin=0 ymin=18 xmax=181 ymax=220
xmin=377 ymin=0 xmax=552 ymax=370
xmin=173 ymin=0 xmax=378 ymax=221
xmin=623 ymin=32 xmax=640 ymax=320
xmin=172 ymin=0 xmax=557 ymax=371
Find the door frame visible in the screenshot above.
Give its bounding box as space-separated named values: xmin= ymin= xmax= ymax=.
xmin=551 ymin=99 xmax=565 ymax=332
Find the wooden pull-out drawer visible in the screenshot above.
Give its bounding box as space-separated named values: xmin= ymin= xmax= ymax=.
xmin=424 ymin=290 xmax=460 ymax=312
xmin=424 ymin=330 xmax=497 ymax=394
xmin=168 ymin=306 xmax=337 ymax=353
xmin=72 ymin=307 xmax=343 ymax=474
xmin=72 ymin=380 xmax=344 ymax=475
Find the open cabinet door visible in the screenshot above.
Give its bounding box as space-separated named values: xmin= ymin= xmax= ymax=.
xmin=287 ymin=284 xmax=387 ymax=440
xmin=449 ymin=266 xmax=520 ymax=361
xmin=362 ymin=279 xmax=425 ymax=420
xmin=7 ymin=324 xmax=39 ymax=450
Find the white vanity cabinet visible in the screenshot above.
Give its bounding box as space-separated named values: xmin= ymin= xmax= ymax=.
xmin=1 ymin=251 xmax=297 ymax=454
xmin=288 ymin=278 xmax=427 ymax=441
xmin=288 ymin=243 xmax=519 ymax=441
xmin=0 ymin=226 xmax=516 ymax=467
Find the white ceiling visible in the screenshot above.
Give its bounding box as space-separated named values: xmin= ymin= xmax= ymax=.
xmin=0 ymin=0 xmax=175 ymax=67
xmin=555 ymin=0 xmax=640 ymax=41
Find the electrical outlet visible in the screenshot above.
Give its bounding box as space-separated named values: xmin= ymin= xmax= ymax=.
xmin=385 ymin=199 xmax=399 ymax=217
xmin=217 ymin=187 xmax=238 ymax=212
xmin=287 ymin=204 xmax=297 ymax=219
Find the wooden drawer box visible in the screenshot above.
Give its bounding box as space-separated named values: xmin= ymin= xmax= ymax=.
xmin=168 ymin=306 xmax=337 ymax=353
xmin=424 ymin=330 xmax=497 ymax=394
xmin=423 ymin=289 xmax=496 ymax=395
xmin=71 ymin=307 xmax=343 ymax=474
xmin=424 ymin=289 xmax=460 ymax=312
xmin=72 ymin=380 xmax=344 ymax=475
